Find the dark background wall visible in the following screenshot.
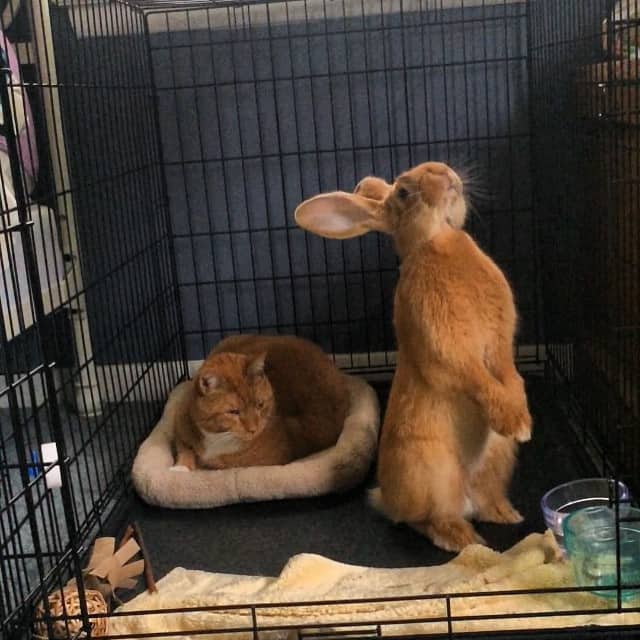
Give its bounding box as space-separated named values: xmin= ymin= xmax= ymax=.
xmin=50 ymin=5 xmax=183 ymax=368
xmin=529 ymin=0 xmax=610 ymax=349
xmin=47 ymin=1 xmax=544 ymax=365
xmin=148 ymin=1 xmax=535 ymax=363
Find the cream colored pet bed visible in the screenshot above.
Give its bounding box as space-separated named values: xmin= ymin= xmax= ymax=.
xmin=110 ymin=530 xmax=640 ymax=638
xmin=131 ymin=375 xmax=380 ymax=508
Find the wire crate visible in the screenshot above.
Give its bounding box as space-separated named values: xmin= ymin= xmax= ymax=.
xmin=0 ymin=0 xmax=638 ymax=638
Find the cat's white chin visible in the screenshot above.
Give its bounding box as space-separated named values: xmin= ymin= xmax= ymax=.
xmin=198 ymin=429 xmax=244 ymax=462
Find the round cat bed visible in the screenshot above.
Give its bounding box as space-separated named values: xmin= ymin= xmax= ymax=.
xmin=131 ymin=375 xmax=380 ymax=508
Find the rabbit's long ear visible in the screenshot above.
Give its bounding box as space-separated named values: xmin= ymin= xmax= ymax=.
xmin=294 ymin=192 xmax=388 ymax=239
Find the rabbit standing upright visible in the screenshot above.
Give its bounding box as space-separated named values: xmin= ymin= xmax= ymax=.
xmin=294 ymin=162 xmax=532 ymax=552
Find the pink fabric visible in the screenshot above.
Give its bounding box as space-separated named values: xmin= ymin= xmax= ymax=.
xmin=0 ymin=29 xmax=38 ymax=183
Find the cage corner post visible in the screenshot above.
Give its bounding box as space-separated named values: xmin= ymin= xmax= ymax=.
xmin=29 ymin=0 xmax=102 ymax=417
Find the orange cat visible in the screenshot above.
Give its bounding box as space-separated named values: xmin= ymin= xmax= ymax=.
xmin=173 ymin=335 xmax=350 ymax=470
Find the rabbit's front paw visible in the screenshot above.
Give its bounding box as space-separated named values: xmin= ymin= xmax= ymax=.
xmin=488 ymin=399 xmax=532 ymax=443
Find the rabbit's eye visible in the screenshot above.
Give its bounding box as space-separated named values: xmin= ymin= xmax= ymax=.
xmin=397 ymin=187 xmax=409 ymax=201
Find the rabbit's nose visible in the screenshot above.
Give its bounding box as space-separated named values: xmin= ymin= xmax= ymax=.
xmin=447 ymin=170 xmax=463 ymax=193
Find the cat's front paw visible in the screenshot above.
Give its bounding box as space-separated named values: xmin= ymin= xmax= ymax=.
xmin=169 ymin=465 xmax=191 ymax=472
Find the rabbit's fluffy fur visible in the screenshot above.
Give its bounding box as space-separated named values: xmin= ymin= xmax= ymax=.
xmin=295 ymin=161 xmax=532 ymax=552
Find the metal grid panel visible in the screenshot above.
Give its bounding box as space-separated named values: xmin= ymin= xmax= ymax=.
xmin=0 ymin=0 xmax=638 ymax=637
xmin=0 ymin=1 xmax=184 ymax=635
xmin=529 ymin=0 xmax=640 ymax=494
xmin=140 ymin=0 xmax=538 ymax=368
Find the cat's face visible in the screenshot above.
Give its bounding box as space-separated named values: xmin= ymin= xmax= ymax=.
xmin=190 ymin=352 xmax=274 ymax=441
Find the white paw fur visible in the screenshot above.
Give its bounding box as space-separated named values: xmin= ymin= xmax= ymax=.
xmin=169 ymin=465 xmax=191 ymax=472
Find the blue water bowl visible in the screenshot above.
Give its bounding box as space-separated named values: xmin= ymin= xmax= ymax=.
xmin=563 ymin=505 xmax=640 ymax=600
xmin=541 ymin=478 xmax=630 ymax=551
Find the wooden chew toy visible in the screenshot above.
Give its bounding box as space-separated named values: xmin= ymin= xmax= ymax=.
xmin=34 ymin=523 xmax=156 ymax=639
xmin=82 ymin=522 xmax=156 ymax=600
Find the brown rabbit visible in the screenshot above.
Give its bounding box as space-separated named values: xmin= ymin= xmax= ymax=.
xmin=294 ymin=161 xmax=532 ymax=552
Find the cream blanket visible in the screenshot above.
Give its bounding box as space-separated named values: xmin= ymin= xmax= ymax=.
xmin=132 ymin=375 xmax=380 ymax=508
xmin=110 ymin=531 xmax=640 ymax=638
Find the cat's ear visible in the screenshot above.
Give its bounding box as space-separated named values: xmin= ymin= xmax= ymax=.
xmin=197 ymin=371 xmax=220 ymax=396
xmin=247 ymin=352 xmax=267 ymax=378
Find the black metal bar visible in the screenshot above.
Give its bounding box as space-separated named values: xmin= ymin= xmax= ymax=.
xmin=143 ymin=15 xmax=189 ymax=378
xmin=158 ymin=131 xmax=532 ymax=166
xmin=137 ymin=6 xmax=526 ymax=36
xmin=0 ymin=64 xmax=89 ymax=636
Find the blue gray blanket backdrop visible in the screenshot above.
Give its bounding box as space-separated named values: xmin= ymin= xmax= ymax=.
xmin=55 ymin=0 xmax=540 ymax=365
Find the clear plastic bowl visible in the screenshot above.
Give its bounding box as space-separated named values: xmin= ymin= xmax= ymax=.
xmin=541 ymin=478 xmax=630 ymax=550
xmin=563 ymin=505 xmax=640 ymax=600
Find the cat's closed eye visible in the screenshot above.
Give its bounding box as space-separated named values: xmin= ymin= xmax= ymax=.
xmin=226 ymin=408 xmax=240 ymax=415
xmin=256 ymin=401 xmax=265 ymax=409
